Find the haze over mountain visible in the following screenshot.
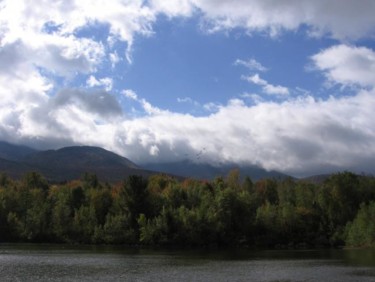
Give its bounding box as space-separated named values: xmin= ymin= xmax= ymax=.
xmin=143 ymin=160 xmax=289 ymax=181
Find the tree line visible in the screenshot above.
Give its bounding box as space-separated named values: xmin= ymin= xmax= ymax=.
xmin=0 ymin=170 xmax=374 ymax=248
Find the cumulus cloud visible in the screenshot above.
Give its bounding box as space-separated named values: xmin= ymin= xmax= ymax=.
xmin=114 ymin=90 xmax=375 ymax=176
xmin=312 ymin=44 xmax=375 ymax=88
xmin=0 ymin=41 xmax=52 ymax=111
xmin=0 ymin=0 xmax=155 ymax=73
xmin=243 ymin=74 xmax=290 ymax=96
xmin=134 ymin=86 xmax=364 ymax=175
xmin=0 ymin=0 xmax=155 ymax=146
xmin=0 ymin=87 xmax=123 ymax=150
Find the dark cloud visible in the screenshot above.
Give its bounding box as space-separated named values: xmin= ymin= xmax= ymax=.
xmin=0 ymin=41 xmax=28 ymax=75
xmin=53 ymin=89 xmax=123 ymax=120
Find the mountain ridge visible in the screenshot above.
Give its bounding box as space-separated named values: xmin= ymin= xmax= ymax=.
xmin=0 ymin=141 xmax=326 ymax=183
xmin=0 ymin=142 xmax=154 ymax=182
xmin=0 ymin=141 xmax=38 ymax=161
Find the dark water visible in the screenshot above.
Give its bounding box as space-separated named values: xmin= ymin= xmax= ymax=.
xmin=1 ymin=244 xmax=375 ymax=281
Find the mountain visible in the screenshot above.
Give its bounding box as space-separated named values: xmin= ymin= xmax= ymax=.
xmin=23 ymin=146 xmax=139 ymax=171
xmin=21 ymin=146 xmax=150 ymax=182
xmin=0 ymin=141 xmax=37 ymax=161
xmin=142 ymin=160 xmax=291 ymax=181
xmin=0 ymin=141 xmax=39 ymax=179
xmin=0 ymin=143 xmax=157 ymax=182
xmin=0 ymin=157 xmax=37 ymax=179
xmin=0 ymin=141 xmax=291 ymax=182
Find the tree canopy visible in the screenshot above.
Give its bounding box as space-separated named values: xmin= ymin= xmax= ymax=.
xmin=0 ymin=170 xmax=374 ymax=248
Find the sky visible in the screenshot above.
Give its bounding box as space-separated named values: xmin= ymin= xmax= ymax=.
xmin=0 ymin=0 xmax=375 ymax=177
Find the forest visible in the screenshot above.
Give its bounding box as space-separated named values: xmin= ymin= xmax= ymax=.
xmin=0 ymin=170 xmax=375 ymax=248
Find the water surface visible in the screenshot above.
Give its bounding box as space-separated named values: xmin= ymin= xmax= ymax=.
xmin=1 ymin=244 xmax=375 ymax=281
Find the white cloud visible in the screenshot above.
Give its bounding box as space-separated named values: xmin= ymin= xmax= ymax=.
xmin=149 ymin=144 xmax=160 ymax=156
xmin=234 ymin=58 xmax=268 ymax=72
xmin=150 ymin=0 xmax=195 ymax=17
xmin=263 ymin=85 xmax=290 ymax=96
xmin=0 ymin=87 xmax=123 ymax=149
xmin=241 ymin=93 xmax=264 ymax=104
xmin=140 ymin=99 xmax=164 ymax=115
xmin=36 ymin=36 xmax=105 ymax=76
xmin=243 ymin=74 xmax=290 ymax=96
xmin=177 ymin=97 xmax=193 ymax=103
xmin=0 ymin=0 xmax=156 ymax=149
xmin=244 ymin=74 xmax=267 ymax=85
xmin=191 ymin=0 xmax=375 ymax=40
xmin=109 ymin=52 xmax=120 ymax=68
xmin=87 ymin=76 xmax=113 ymax=91
xmin=113 ymin=89 xmax=375 ymax=176
xmin=122 ymin=89 xmax=138 ymax=100
xmin=121 ymin=89 xmax=164 ymax=115
xmin=203 ymin=102 xmax=221 ymax=112
xmin=0 ymin=0 xmax=155 ymax=134
xmin=312 ymin=44 xmax=375 ymax=88
xmin=87 ymin=76 xmax=101 ymax=87
xmin=0 ymin=0 xmax=156 ymax=81
xmin=0 ymin=41 xmax=52 ymax=114
xmin=1 ymin=0 xmax=374 ymax=84
xmin=177 ymin=97 xmax=201 ymax=108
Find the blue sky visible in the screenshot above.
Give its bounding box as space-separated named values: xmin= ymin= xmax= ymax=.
xmin=94 ymin=16 xmax=336 ymax=113
xmin=1 ymin=0 xmax=375 ymax=176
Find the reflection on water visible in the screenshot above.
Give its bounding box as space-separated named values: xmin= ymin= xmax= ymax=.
xmin=0 ymin=244 xmax=375 ymax=281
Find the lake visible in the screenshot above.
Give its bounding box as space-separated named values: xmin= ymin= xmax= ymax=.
xmin=1 ymin=244 xmax=375 ymax=281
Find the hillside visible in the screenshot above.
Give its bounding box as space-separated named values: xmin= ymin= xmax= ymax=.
xmin=0 ymin=157 xmax=37 ymax=179
xmin=0 ymin=142 xmax=156 ymax=182
xmin=0 ymin=141 xmax=291 ymax=182
xmin=22 ymin=146 xmax=151 ymax=182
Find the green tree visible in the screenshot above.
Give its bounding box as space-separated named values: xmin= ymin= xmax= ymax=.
xmin=254 ymin=179 xmax=278 ymax=205
xmin=317 ymin=172 xmax=361 ymax=245
xmin=346 ymin=201 xmax=375 ymax=247
xmin=72 ymin=205 xmax=97 ymax=243
xmin=226 ymin=168 xmax=241 ymax=190
xmin=120 ymin=175 xmax=149 ymax=230
xmin=49 ymin=186 xmax=75 ymax=242
xmin=103 ymin=213 xmax=136 ymax=244
xmin=255 ymin=202 xmax=279 ymax=246
xmin=22 ymin=172 xmax=49 ymax=193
